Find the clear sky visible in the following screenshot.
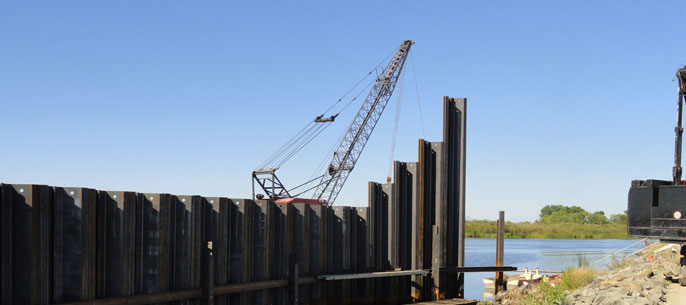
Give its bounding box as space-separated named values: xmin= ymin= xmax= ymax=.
xmin=1 ymin=1 xmax=685 ymax=222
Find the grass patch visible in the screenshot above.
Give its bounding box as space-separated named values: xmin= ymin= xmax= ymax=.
xmin=607 ymin=254 xmax=632 ymax=270
xmin=522 ymin=267 xmax=595 ymax=305
xmin=561 ymin=267 xmax=595 ymax=290
xmin=522 ymin=282 xmax=567 ymax=305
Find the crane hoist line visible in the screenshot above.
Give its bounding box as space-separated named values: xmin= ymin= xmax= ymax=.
xmin=252 ymin=40 xmax=414 ymax=206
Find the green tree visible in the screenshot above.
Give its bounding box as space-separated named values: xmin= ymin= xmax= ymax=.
xmin=587 ymin=211 xmax=608 ymax=224
xmin=539 ymin=205 xmax=589 ymax=224
xmin=609 ymin=211 xmax=627 ymax=224
xmin=540 ymin=205 xmax=565 ymax=218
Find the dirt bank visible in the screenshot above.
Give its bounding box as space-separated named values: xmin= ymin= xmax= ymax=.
xmin=487 ymin=243 xmax=685 ymax=305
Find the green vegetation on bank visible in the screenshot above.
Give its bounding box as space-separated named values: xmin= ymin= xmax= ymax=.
xmin=466 ymin=205 xmax=629 ymax=239
xmin=479 ymin=266 xmax=596 ymax=305
xmin=466 ymin=221 xmax=628 ymax=239
xmin=523 ymin=267 xmax=596 ymax=305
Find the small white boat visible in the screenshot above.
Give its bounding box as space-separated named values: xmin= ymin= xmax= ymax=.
xmin=545 ymin=274 xmax=563 ymax=287
xmin=507 ymin=276 xmax=521 ymax=289
xmin=497 ymin=268 xmax=546 ymax=289
xmin=482 ymin=274 xmax=508 ymax=289
xmin=520 ymin=268 xmax=543 ymax=286
xmin=533 ymin=268 xmax=542 ymax=280
xmin=482 ymin=268 xmax=546 ymax=290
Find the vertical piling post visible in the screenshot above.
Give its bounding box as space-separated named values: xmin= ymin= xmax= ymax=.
xmin=308 ymin=204 xmax=324 ymax=305
xmin=416 ymin=140 xmax=436 ymax=301
xmin=229 ymin=199 xmax=253 ymax=305
xmin=252 ymin=199 xmax=272 ymax=305
xmin=289 ymin=253 xmax=299 ymax=305
xmin=675 ymin=68 xmax=686 ymax=184
xmin=495 ymin=211 xmax=505 ymax=294
xmin=1 ymin=185 xmax=53 ymax=304
xmin=443 ymin=96 xmax=467 ymax=298
xmin=292 ymin=203 xmax=310 ymax=305
xmin=201 ymin=241 xmax=215 ymax=305
xmin=431 ymin=225 xmax=441 ymax=300
xmin=432 ymin=141 xmax=448 ymax=299
xmin=273 ymin=202 xmax=292 ymax=305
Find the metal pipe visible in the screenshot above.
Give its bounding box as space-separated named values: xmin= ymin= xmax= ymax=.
xmin=317 ymin=269 xmax=429 ymax=281
xmin=590 ymin=238 xmax=648 ymax=266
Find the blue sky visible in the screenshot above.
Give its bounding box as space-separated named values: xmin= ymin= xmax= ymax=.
xmin=1 ymin=1 xmax=685 ymax=222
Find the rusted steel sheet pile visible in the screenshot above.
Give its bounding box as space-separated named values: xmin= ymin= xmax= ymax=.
xmin=0 ymin=97 xmax=466 ymax=305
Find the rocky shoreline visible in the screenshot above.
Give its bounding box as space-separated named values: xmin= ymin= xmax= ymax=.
xmin=487 ymin=243 xmax=684 ymax=305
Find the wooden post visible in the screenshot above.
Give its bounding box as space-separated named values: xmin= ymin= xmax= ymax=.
xmin=494 ymin=211 xmax=505 ymax=293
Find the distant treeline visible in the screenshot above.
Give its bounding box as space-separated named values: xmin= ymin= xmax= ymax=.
xmin=466 ymin=205 xmax=629 ymax=239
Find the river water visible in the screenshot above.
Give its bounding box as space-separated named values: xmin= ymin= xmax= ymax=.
xmin=463 ymin=238 xmax=648 ymax=300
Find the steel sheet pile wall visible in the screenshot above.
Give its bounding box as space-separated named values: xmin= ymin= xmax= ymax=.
xmin=363 ymin=96 xmax=467 ymax=303
xmin=441 ymin=97 xmax=467 ymax=298
xmin=0 ymin=97 xmax=466 ymax=305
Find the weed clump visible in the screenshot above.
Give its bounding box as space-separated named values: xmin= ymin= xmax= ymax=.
xmin=479 ymin=267 xmax=597 ymax=305
xmin=521 ymin=267 xmax=595 ymax=305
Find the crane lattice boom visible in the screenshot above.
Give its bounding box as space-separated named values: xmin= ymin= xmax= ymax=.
xmin=313 ymin=40 xmax=413 ymax=204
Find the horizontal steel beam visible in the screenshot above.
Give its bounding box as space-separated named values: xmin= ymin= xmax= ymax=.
xmin=440 ymin=266 xmax=516 ymax=273
xmin=54 ymin=289 xmax=202 ymax=305
xmin=54 ymin=265 xmax=510 ymax=305
xmin=215 ymin=279 xmax=287 ymax=295
xmin=55 ymin=277 xmax=317 ymax=305
xmin=317 ymin=269 xmax=429 ymax=281
xmin=512 ymin=270 xmax=562 ymax=274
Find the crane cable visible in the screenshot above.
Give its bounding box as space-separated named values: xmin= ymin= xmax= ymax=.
xmin=273 ymin=123 xmax=331 ymax=167
xmin=386 ymin=52 xmax=424 ymax=180
xmin=256 ymin=47 xmax=400 ymax=171
xmin=319 ymin=47 xmax=398 ymax=117
xmin=267 ymin=69 xmax=384 ymax=169
xmin=306 ymin=48 xmax=415 ymax=194
xmin=257 ymin=121 xmax=314 ymax=169
xmin=275 ymin=74 xmax=380 ymax=171
xmin=258 ymin=121 xmax=317 ymax=169
xmin=387 ymin=63 xmax=406 ymax=180
xmin=306 ymin=48 xmax=400 ymax=179
xmin=411 ymin=52 xmax=426 ymax=139
xmin=301 ymin=76 xmax=379 ymax=193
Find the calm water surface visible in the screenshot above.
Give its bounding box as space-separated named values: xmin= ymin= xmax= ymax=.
xmin=464 ymin=238 xmax=647 ymax=300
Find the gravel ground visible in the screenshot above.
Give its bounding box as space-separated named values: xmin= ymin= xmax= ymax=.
xmin=666 ymin=283 xmax=686 ymax=305
xmin=489 ymin=243 xmax=685 ymax=305
xmin=568 ymin=244 xmax=681 ymax=305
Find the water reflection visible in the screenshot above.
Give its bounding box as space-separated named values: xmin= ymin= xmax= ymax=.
xmin=482 ymin=288 xmax=495 ymax=300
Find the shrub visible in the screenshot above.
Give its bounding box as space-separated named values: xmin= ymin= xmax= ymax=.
xmin=520 ymin=267 xmax=595 ymax=305
xmin=561 ymin=267 xmax=595 ymax=290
